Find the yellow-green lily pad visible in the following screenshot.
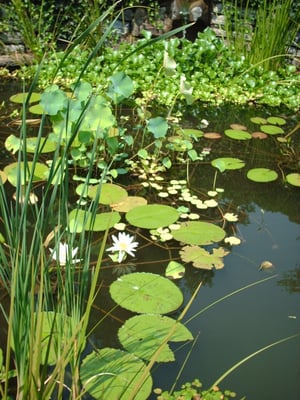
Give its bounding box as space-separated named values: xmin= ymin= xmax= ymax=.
xmin=286 ymin=173 xmax=300 ymax=187
xmin=247 ymin=168 xmax=278 ymax=183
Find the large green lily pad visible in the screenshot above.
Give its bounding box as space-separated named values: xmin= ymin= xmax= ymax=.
xmin=88 ymin=183 xmax=128 ymax=205
xmin=4 ymin=161 xmax=49 ymax=187
xmin=126 ymin=204 xmax=179 ymax=229
xmin=211 ymin=157 xmax=245 ymax=172
xmin=180 ymin=245 xmax=229 ymax=270
xmin=118 ymin=314 xmax=193 ymax=362
xmin=68 ymin=209 xmax=120 ymax=232
xmin=80 ymin=348 xmax=152 ymax=400
xmin=171 ymin=221 xmax=225 ymax=245
xmin=247 ymin=168 xmax=278 ymax=183
xmin=109 ymin=272 xmax=183 ymax=314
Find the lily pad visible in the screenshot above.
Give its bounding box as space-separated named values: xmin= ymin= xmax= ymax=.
xmin=180 ymin=246 xmax=229 ymax=270
xmin=171 ymin=221 xmax=225 ymax=245
xmin=267 ymin=116 xmax=286 ymax=125
xmin=4 ymin=161 xmax=49 ymax=187
xmin=250 ymin=117 xmax=267 ymax=124
xmin=109 ymin=272 xmax=183 ymax=314
xmin=88 ymin=183 xmax=128 ymax=205
xmin=111 ymin=196 xmax=147 ymax=212
xmin=230 ymin=123 xmax=247 ymax=130
xmin=286 ymin=173 xmax=300 ymax=187
xmin=165 ymin=261 xmax=185 ymax=279
xmin=224 ymin=129 xmax=252 ymax=140
xmin=80 ymin=348 xmax=152 ymax=400
xmin=260 ymin=125 xmax=284 ymax=135
xmin=211 ymin=157 xmax=245 ymax=172
xmin=68 ymin=209 xmax=120 ymax=232
xmin=147 ymin=117 xmax=169 ymax=139
xmin=181 ymin=128 xmax=204 ymax=138
xmin=9 ymin=92 xmax=41 ymax=104
xmin=5 ymin=135 xmax=56 ymax=154
xmin=118 ymin=314 xmax=193 ymax=362
xmin=0 ymin=170 xmax=7 ymax=184
xmin=203 ymin=132 xmax=222 ymax=139
xmin=126 ymin=204 xmax=179 ymax=229
xmin=247 ymin=168 xmax=278 ymax=183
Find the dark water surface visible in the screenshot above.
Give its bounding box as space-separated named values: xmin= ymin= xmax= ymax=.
xmin=0 ymin=80 xmax=299 ymax=400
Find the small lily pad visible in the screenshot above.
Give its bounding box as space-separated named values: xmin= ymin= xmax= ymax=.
xmin=260 ymin=125 xmax=284 ymax=135
xmin=230 ymin=123 xmax=247 ymax=130
xmin=0 ymin=170 xmax=7 ymax=184
xmin=80 ymin=348 xmax=152 ymax=400
xmin=126 ymin=204 xmax=179 ymax=229
xmin=109 ymin=272 xmax=183 ymax=314
xmin=250 ymin=117 xmax=267 ymax=124
xmin=286 ymin=173 xmax=300 ymax=187
xmin=247 ymin=168 xmax=278 ymax=182
xmin=165 ymin=261 xmax=185 ymax=279
xmin=211 ymin=157 xmax=245 ymax=172
xmin=203 ymin=132 xmax=222 ymax=139
xmin=224 ymin=129 xmax=252 ymax=140
xmin=171 ymin=221 xmax=225 ymax=245
xmin=118 ymin=314 xmax=193 ymax=362
xmin=266 ymin=116 xmax=286 ymax=125
xmin=181 ymin=128 xmax=204 ymax=138
xmin=180 ymin=246 xmax=229 ymax=270
xmin=68 ymin=209 xmax=120 ymax=232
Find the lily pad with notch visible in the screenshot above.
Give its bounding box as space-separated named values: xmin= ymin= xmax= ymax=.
xmin=171 ymin=221 xmax=225 ymax=245
xmin=126 ymin=204 xmax=178 ymax=229
xmin=180 ymin=245 xmax=229 ymax=270
xmin=109 ymin=272 xmax=183 ymax=314
xmin=118 ymin=314 xmax=193 ymax=362
xmin=224 ymin=129 xmax=252 ymax=140
xmin=211 ymin=157 xmax=245 ymax=172
xmin=80 ymin=347 xmax=152 ymax=400
xmin=247 ymin=168 xmax=278 ymax=183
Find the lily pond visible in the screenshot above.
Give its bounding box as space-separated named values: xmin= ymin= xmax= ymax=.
xmin=0 ymin=79 xmax=300 ymax=400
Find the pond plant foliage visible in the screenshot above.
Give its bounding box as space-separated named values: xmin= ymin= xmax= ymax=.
xmin=0 ymin=2 xmax=299 ymax=400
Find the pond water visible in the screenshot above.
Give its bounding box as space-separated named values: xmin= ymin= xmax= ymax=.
xmin=0 ymin=80 xmax=299 ymax=399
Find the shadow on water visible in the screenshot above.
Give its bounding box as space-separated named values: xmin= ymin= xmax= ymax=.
xmin=0 ymin=81 xmax=299 ymax=399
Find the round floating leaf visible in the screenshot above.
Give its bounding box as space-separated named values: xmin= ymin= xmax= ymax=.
xmin=180 ymin=245 xmax=229 ymax=270
xmin=224 ymin=129 xmax=251 ymax=140
xmin=230 ymin=123 xmax=247 ymax=130
xmin=126 ymin=204 xmax=178 ymax=229
xmin=260 ymin=125 xmax=284 ymax=135
xmin=88 ymin=183 xmax=127 ymax=205
xmin=211 ymin=157 xmax=245 ymax=172
xmin=4 ymin=161 xmax=49 ymax=187
xmin=165 ymin=261 xmax=185 ymax=279
xmin=172 ymin=221 xmax=225 ymax=245
xmin=251 ymin=131 xmax=268 ymax=139
xmin=80 ymin=348 xmax=152 ymax=400
xmin=9 ymin=92 xmax=41 ymax=104
xmin=118 ymin=314 xmax=193 ymax=362
xmin=110 ymin=272 xmax=183 ymax=314
xmin=181 ymin=128 xmax=204 ymax=138
xmin=286 ymin=173 xmax=300 ymax=187
xmin=29 ymin=103 xmax=44 ymax=114
xmin=247 ymin=168 xmax=278 ymax=183
xmin=0 ymin=170 xmax=7 ymax=184
xmin=68 ymin=209 xmax=120 ymax=232
xmin=203 ymin=132 xmax=222 ymax=139
xmin=250 ymin=117 xmax=267 ymax=124
xmin=111 ymin=196 xmax=147 ymax=212
xmin=267 ymin=116 xmax=286 ymax=125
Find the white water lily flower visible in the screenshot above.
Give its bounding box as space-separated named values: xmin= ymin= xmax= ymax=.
xmin=106 ymin=232 xmax=139 ymax=263
xmin=224 ymin=212 xmax=239 ymax=222
xmin=49 ymin=242 xmax=81 ymax=266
